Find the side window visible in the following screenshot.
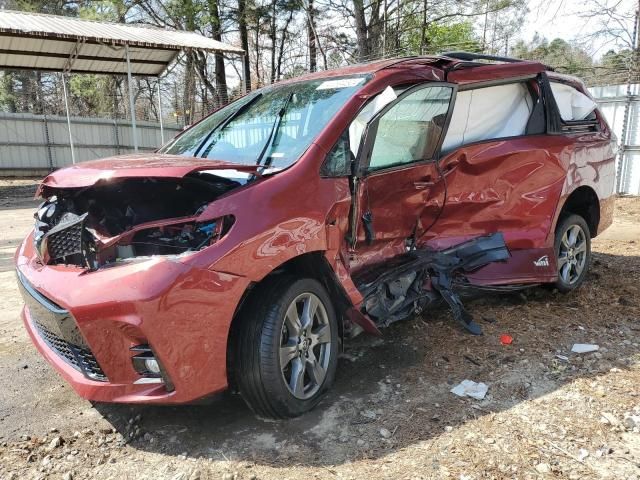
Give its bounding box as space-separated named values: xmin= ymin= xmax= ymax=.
xmin=441 ymin=82 xmax=534 ymax=152
xmin=549 ymin=81 xmax=598 ymax=132
xmin=321 ymin=130 xmax=352 ymax=176
xmin=368 ymin=86 xmax=453 ymax=171
xmin=321 ymin=85 xmax=408 ymax=176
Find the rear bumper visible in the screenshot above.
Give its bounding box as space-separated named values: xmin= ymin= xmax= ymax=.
xmin=597 ymin=195 xmax=616 ymax=236
xmin=16 ymin=232 xmax=250 ymax=404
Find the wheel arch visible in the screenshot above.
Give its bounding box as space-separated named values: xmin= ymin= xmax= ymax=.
xmin=225 ymin=251 xmax=351 ymax=391
xmin=556 ymin=186 xmax=600 ymax=238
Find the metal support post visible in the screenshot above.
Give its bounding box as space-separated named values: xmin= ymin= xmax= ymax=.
xmin=240 ymin=53 xmax=247 ymax=95
xmin=157 ymin=78 xmax=165 ymax=145
xmin=125 ymin=44 xmax=139 ymax=152
xmin=61 ymin=72 xmax=76 ymax=164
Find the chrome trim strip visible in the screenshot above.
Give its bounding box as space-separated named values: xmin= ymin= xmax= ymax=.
xmin=16 ymin=268 xmax=67 ymax=314
xmin=133 ymin=377 xmax=164 ymax=384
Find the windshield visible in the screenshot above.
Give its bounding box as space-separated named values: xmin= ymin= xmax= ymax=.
xmin=161 ymin=76 xmax=369 ymax=169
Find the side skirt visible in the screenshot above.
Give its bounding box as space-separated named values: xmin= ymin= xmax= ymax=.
xmin=353 ymin=233 xmax=512 ymax=335
xmin=465 ymin=247 xmax=557 ymax=285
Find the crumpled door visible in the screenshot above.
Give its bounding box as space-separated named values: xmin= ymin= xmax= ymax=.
xmin=348 ymin=83 xmax=456 ymax=272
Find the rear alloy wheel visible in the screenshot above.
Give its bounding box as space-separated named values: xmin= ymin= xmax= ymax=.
xmin=554 ymin=214 xmax=591 ymax=293
xmin=234 ymin=276 xmax=339 ymax=418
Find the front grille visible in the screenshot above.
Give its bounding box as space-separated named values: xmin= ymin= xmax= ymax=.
xmin=76 ymin=347 xmax=107 ymax=380
xmin=33 ymin=320 xmax=108 ymax=381
xmin=36 ymin=322 xmax=77 ymax=364
xmin=17 ymin=270 xmax=108 ymax=382
xmin=45 ymin=214 xmax=86 ymax=260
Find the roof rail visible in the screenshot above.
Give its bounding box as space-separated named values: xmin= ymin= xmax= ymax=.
xmin=442 ymin=51 xmax=524 ymax=64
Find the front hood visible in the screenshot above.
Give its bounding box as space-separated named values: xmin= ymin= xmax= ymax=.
xmin=33 ymin=153 xmax=256 ymax=270
xmin=39 ymin=153 xmax=261 ymax=191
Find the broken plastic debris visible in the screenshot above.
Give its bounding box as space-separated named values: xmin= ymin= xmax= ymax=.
xmin=571 ymin=344 xmax=599 ymax=353
xmin=578 ymin=448 xmax=589 ymax=461
xmin=450 ymin=380 xmax=488 ymax=400
xmin=555 ymin=354 xmax=569 ymax=361
xmin=600 ymin=412 xmax=619 ymax=426
xmin=500 ymin=334 xmax=513 ymax=345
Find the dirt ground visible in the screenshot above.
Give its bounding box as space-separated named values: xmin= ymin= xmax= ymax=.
xmin=0 ymin=180 xmax=639 ymax=480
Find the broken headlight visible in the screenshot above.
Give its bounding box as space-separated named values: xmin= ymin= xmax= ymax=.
xmin=110 ymin=215 xmax=235 ymax=264
xmin=34 ymin=197 xmax=98 ymax=268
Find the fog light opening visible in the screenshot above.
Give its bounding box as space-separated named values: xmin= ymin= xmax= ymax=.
xmin=144 ymin=358 xmax=161 ymax=374
xmin=130 ymin=344 xmax=174 ymax=392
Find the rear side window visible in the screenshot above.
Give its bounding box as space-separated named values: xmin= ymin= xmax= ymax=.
xmin=549 ymin=81 xmax=598 ymax=133
xmin=441 ymin=82 xmax=533 ymax=152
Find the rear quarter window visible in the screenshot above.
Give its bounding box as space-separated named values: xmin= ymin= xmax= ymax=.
xmin=549 ymin=82 xmax=597 ymax=122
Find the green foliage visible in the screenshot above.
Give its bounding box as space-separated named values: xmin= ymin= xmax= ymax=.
xmin=424 ymin=22 xmax=481 ymax=54
xmin=282 ymin=64 xmax=308 ymax=80
xmin=511 ymin=36 xmax=634 ymax=86
xmin=78 ymin=0 xmax=129 ymax=22
xmin=69 ymin=75 xmax=116 ymax=116
xmin=599 ymin=49 xmax=634 ymax=84
xmin=12 ymin=0 xmax=76 ymax=16
xmin=512 ymin=36 xmax=594 ymax=75
xmin=402 ymin=17 xmax=480 ymax=56
xmin=0 ymin=73 xmax=17 ymax=113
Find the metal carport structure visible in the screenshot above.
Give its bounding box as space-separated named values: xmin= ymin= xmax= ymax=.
xmin=0 ymin=10 xmax=244 ymax=164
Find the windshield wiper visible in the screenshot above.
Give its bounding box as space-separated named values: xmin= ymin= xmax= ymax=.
xmin=256 ymin=91 xmax=294 ymax=169
xmin=194 ymin=92 xmax=263 ymax=158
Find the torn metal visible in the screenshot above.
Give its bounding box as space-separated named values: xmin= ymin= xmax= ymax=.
xmin=33 ymin=172 xmax=241 ymax=270
xmin=354 ymin=233 xmax=510 ymax=335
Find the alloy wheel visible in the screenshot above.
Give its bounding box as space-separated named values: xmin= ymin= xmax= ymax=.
xmin=558 ymin=224 xmax=588 ymax=285
xmin=279 ymin=292 xmax=332 ymax=400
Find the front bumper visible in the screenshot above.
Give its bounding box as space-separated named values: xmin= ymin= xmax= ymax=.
xmin=16 ymin=231 xmax=250 ymax=404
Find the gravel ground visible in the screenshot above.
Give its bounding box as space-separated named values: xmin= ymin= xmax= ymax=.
xmin=0 ymin=180 xmax=638 ymax=480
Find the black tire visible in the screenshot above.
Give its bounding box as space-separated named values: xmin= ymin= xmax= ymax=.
xmin=233 ymin=275 xmax=339 ymax=419
xmin=554 ymin=214 xmax=591 ymax=293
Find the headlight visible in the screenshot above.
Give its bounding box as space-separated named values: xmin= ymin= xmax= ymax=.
xmin=108 ymin=215 xmax=235 ymax=264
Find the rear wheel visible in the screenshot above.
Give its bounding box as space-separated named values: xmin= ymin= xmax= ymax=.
xmin=554 ymin=214 xmax=591 ymax=293
xmin=233 ymin=276 xmax=339 ymax=418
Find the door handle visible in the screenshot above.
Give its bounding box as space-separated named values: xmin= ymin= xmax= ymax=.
xmin=442 ymin=159 xmax=459 ymax=172
xmin=414 ymin=175 xmax=434 ymax=189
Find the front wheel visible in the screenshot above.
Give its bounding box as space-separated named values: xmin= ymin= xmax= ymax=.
xmin=554 ymin=214 xmax=591 ymax=293
xmin=233 ymin=276 xmax=339 ymax=418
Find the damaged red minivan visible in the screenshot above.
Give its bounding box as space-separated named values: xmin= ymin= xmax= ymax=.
xmin=16 ymin=53 xmax=615 ymax=418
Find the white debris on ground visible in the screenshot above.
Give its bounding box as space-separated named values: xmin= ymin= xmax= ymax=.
xmin=450 ymin=380 xmax=489 ymax=400
xmin=571 ymin=343 xmax=600 ymax=353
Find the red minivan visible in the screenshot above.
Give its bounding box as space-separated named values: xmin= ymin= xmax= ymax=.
xmin=15 ymin=53 xmax=616 ymax=418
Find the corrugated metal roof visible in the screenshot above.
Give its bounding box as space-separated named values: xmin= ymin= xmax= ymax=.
xmin=0 ymin=10 xmax=244 ymax=76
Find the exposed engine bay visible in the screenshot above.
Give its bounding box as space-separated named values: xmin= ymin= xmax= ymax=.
xmin=33 ymin=173 xmax=240 ymax=269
